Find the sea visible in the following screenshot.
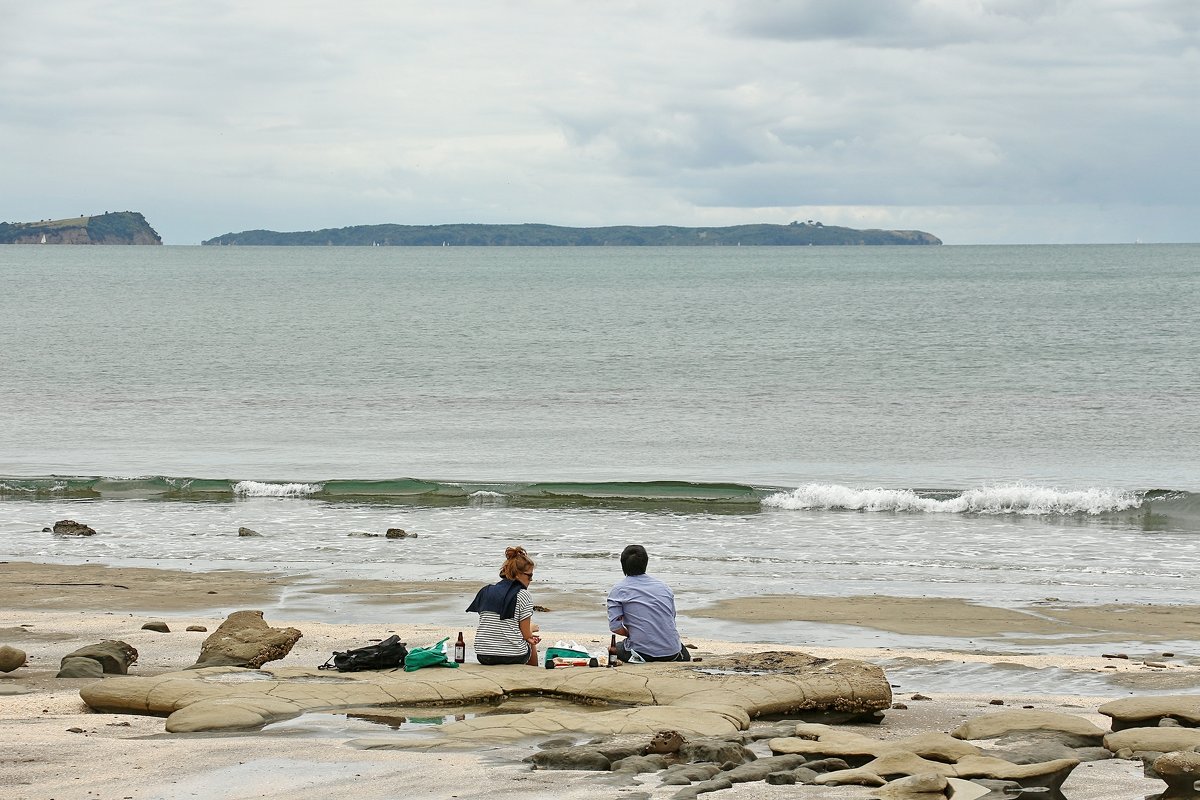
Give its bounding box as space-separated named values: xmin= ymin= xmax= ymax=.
xmin=2 ymin=243 xmax=1198 ymax=690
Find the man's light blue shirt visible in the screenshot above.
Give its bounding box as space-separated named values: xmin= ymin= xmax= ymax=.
xmin=607 ymin=573 xmax=681 ymax=658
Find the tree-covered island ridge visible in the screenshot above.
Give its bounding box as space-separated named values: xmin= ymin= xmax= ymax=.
xmin=203 ymin=221 xmax=942 ymax=246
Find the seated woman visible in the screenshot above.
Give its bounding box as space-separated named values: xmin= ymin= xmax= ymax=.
xmin=466 ymin=546 xmax=540 ymax=666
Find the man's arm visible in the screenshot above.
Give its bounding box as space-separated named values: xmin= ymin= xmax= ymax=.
xmin=606 ymin=591 xmax=627 ymax=635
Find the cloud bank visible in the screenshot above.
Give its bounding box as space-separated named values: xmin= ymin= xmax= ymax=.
xmin=1 ymin=0 xmax=1196 ymax=244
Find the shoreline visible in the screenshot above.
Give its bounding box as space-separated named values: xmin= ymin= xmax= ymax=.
xmin=6 ymin=559 xmax=1200 ymax=649
xmin=3 ymin=560 xmax=1198 ymax=799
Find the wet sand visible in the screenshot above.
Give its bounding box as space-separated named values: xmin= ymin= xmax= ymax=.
xmin=2 ymin=560 xmax=1197 ymax=799
xmin=691 ymin=594 xmax=1200 ymax=645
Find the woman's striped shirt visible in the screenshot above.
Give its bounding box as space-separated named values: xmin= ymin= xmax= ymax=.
xmin=473 ymin=588 xmax=533 ymax=657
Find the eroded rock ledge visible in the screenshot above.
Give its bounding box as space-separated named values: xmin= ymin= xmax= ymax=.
xmin=80 ymin=651 xmax=891 ymax=738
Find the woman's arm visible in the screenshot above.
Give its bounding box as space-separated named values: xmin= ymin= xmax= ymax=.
xmin=519 ymin=616 xmax=541 ymax=644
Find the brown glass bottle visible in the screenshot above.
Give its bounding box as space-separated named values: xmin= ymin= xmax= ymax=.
xmin=453 ymin=631 xmax=466 ymax=663
xmin=608 ymin=634 xmax=618 ymax=667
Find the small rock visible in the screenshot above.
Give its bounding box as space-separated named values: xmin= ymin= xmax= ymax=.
xmin=536 ymin=736 xmax=578 ymax=750
xmin=1158 ymin=718 xmax=1182 ymax=728
xmin=191 ymin=610 xmax=302 ymax=669
xmin=0 ymin=644 xmax=28 ymax=672
xmin=1161 ymin=652 xmax=1174 ymax=658
xmin=644 ymin=729 xmax=687 ymax=755
xmin=610 ymin=754 xmax=669 ymax=775
xmin=533 ymin=605 xmax=552 ymax=613
xmin=51 ymin=519 xmax=96 ymax=536
xmin=1143 ymin=661 xmax=1167 ymax=668
xmin=876 ymin=772 xmax=947 ymax=797
xmin=66 ymin=727 xmax=86 ymax=733
xmin=953 ymin=709 xmax=1106 ymax=747
xmin=660 ymin=763 xmax=723 ymax=785
xmin=911 ymin=693 xmax=932 ymax=701
xmin=57 ymin=657 xmax=105 ymax=678
xmin=1152 ymin=750 xmax=1200 ymax=795
xmin=1104 ymin=727 xmax=1200 ymax=756
xmin=186 ymin=625 xmax=208 ymax=632
xmin=892 ymin=702 xmax=909 ymax=710
xmin=530 ymin=746 xmax=611 ymax=771
xmin=989 ymin=699 xmax=1005 ymax=705
xmin=237 ymin=527 xmax=261 ymax=537
xmin=348 ymin=532 xmax=380 ymax=537
xmin=385 ymin=528 xmax=410 ymax=539
xmin=679 ymin=739 xmax=757 ymax=766
xmin=672 ymin=774 xmax=733 ymax=799
xmin=597 ymin=742 xmax=650 ymax=762
xmin=141 ymin=621 xmax=170 ymax=633
xmin=764 ymin=767 xmax=819 ymax=785
xmin=719 ymin=754 xmax=809 ymax=784
xmin=1102 ymin=653 xmax=1130 ymax=660
xmin=60 ymin=641 xmax=138 ymax=675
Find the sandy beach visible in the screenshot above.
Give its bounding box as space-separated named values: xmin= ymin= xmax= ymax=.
xmin=2 ymin=560 xmax=1198 ymax=800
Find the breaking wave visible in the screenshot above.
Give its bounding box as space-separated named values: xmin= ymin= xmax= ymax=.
xmin=233 ymin=481 xmax=323 ymax=497
xmin=0 ymin=475 xmax=1194 ymax=527
xmin=760 ymin=483 xmax=1144 ymax=516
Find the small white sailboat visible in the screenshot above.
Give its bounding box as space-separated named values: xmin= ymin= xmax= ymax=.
xmin=40 ymin=233 xmax=47 ymax=244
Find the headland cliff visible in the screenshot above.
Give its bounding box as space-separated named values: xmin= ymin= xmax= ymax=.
xmin=0 ymin=212 xmax=162 ymax=245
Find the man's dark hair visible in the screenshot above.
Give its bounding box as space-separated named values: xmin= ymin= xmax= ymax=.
xmin=620 ymin=544 xmax=648 ymax=576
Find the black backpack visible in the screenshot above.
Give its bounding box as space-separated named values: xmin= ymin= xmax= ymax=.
xmin=319 ymin=634 xmax=408 ymax=672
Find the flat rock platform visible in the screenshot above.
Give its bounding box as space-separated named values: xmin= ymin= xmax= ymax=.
xmin=80 ymin=651 xmax=892 ymax=743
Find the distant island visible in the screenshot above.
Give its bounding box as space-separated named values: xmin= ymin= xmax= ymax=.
xmin=203 ymin=221 xmax=941 ymax=247
xmin=0 ymin=212 xmax=162 ymax=245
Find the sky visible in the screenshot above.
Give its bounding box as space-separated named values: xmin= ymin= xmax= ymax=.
xmin=1 ymin=1 xmax=1196 ymax=245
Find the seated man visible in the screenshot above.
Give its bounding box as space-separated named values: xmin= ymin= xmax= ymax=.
xmin=607 ymin=544 xmax=691 ymax=663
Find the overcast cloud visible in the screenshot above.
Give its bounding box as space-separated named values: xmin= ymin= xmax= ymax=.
xmin=1 ymin=0 xmax=1196 ymax=244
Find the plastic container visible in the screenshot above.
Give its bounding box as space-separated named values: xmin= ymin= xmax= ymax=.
xmin=545 ymin=646 xmax=588 ymax=661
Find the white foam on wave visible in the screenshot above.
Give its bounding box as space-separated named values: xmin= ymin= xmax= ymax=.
xmin=468 ymin=490 xmax=508 ymax=505
xmin=233 ymin=481 xmax=322 ymax=497
xmin=0 ymin=481 xmax=67 ymax=493
xmin=761 ymin=483 xmax=1142 ymax=516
